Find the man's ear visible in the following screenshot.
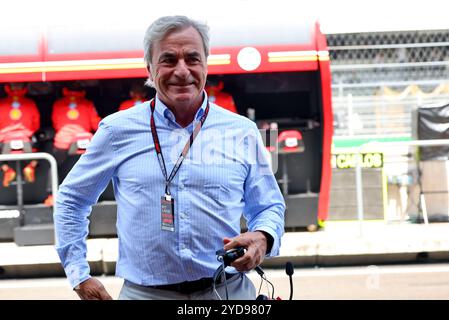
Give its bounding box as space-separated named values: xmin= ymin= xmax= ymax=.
xmin=146 ymin=65 xmax=153 ymax=81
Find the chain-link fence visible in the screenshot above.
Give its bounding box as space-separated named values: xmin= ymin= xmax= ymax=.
xmin=328 ymin=29 xmax=449 ymax=138
xmin=328 ymin=30 xmax=449 ymax=65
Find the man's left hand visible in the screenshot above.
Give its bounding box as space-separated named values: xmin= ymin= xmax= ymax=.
xmin=223 ymin=231 xmax=268 ymax=272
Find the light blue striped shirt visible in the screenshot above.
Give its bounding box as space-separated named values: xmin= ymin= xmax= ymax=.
xmin=54 ymin=92 xmax=285 ymax=288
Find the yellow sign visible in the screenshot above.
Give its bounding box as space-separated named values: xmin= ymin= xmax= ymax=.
xmin=331 ymin=152 xmax=383 ymax=169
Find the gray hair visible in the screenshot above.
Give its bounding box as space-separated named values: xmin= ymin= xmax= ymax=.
xmin=143 ymin=15 xmax=210 ymax=67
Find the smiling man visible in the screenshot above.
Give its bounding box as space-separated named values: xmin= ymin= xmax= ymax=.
xmin=54 ymin=15 xmax=285 ymax=300
xmin=146 ymin=24 xmax=207 ymax=127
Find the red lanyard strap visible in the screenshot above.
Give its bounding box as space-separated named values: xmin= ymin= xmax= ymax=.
xmin=149 ymin=98 xmax=210 ymax=195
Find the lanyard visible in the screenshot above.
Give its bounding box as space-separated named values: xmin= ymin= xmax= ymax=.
xmin=149 ymin=98 xmax=210 ymax=196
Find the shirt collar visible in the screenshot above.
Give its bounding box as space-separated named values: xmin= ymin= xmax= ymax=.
xmin=154 ymin=91 xmax=208 ymax=124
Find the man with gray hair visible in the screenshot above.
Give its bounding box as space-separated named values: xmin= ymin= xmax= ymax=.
xmin=54 ymin=15 xmax=285 ymax=300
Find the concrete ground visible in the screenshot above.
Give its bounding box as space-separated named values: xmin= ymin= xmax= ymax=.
xmin=2 ymin=263 xmax=449 ymax=300
xmin=1 ymin=221 xmax=449 ymax=279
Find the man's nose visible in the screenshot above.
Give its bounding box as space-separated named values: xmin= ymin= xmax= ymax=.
xmin=174 ymin=60 xmax=190 ymax=78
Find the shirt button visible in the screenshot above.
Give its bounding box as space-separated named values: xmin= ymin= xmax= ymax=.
xmin=181 ymin=244 xmax=186 ymax=249
xmin=179 ymin=183 xmax=184 ymax=190
xmin=180 ymin=212 xmax=187 ymax=219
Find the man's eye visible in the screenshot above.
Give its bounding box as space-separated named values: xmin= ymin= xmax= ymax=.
xmin=186 ymin=56 xmax=201 ymax=64
xmin=161 ymin=57 xmax=176 ymax=64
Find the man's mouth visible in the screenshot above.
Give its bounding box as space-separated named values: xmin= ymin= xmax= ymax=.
xmin=170 ymin=83 xmax=195 ymax=87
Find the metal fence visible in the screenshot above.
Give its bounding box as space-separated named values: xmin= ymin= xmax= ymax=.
xmin=328 ymin=30 xmax=449 ymax=65
xmin=332 ymin=90 xmax=449 ymax=137
xmin=328 ymin=29 xmax=449 ymax=138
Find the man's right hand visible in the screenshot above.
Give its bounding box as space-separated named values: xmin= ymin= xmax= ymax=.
xmin=74 ymin=278 xmax=113 ymax=300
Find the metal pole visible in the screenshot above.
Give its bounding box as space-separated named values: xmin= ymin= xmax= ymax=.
xmin=363 ymin=139 xmax=449 ymax=149
xmin=347 ymin=93 xmax=354 ymax=136
xmin=420 ymin=193 xmax=429 ymax=225
xmin=355 ymin=146 xmax=364 ymax=237
xmin=338 ymin=80 xmax=343 ymax=99
xmin=0 ymin=153 xmax=59 ymax=208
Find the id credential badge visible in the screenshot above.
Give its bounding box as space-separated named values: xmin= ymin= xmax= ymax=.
xmin=161 ymin=194 xmax=175 ymax=231
xmin=149 ymin=98 xmax=210 ymax=233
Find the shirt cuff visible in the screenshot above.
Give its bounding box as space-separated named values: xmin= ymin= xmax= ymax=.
xmin=64 ymin=262 xmax=91 ymax=289
xmin=256 ymin=230 xmax=274 ymax=254
xmin=253 ymin=227 xmax=279 ymax=257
